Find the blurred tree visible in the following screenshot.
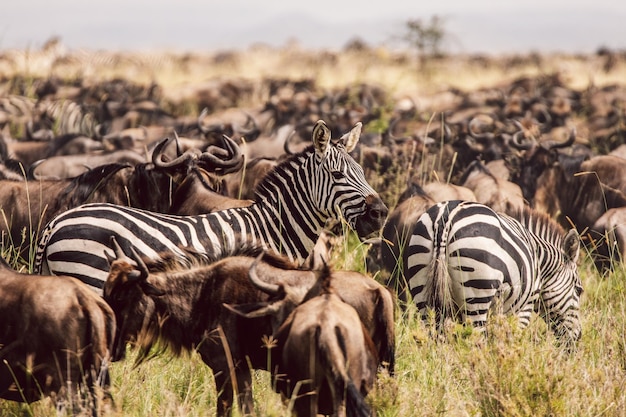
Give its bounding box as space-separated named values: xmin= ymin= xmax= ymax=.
xmin=401 ymin=15 xmax=448 ymax=68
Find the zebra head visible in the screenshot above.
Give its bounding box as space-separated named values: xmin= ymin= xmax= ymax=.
xmin=311 ymin=120 xmax=388 ymax=240
xmin=540 ymin=228 xmax=583 ymax=346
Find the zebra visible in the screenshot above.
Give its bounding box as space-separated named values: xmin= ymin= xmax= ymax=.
xmin=34 ymin=120 xmax=388 ymax=293
xmin=34 ymin=97 xmax=101 ymax=138
xmin=399 ymin=199 xmax=582 ymax=344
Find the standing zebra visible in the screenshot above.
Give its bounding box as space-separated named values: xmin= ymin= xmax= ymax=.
xmin=34 ymin=120 xmax=388 ymax=292
xmin=400 ymin=200 xmax=582 ymax=343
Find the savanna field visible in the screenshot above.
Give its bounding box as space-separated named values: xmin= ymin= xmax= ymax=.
xmin=1 ymin=41 xmax=626 ymax=416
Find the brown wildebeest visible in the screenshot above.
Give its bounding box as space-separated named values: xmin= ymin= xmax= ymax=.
xmin=589 ymin=206 xmax=626 ymax=273
xmin=226 ymin=256 xmax=378 ymax=417
xmin=0 ymin=257 xmax=115 ymax=416
xmin=104 ymin=239 xmax=394 ymax=417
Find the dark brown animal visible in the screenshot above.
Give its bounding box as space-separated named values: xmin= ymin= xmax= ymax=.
xmin=589 ymin=207 xmax=626 ymax=272
xmin=0 ymin=135 xmax=243 ymax=258
xmin=168 ymin=167 xmax=253 ymax=215
xmin=104 ymin=240 xmax=394 ymax=417
xmin=367 ymin=181 xmax=435 ymax=300
xmin=227 ymin=259 xmax=377 ymax=417
xmin=29 ymin=148 xmax=147 ymax=179
xmin=0 ymin=257 xmax=115 ymax=416
xmin=511 ymin=129 xmax=626 ymax=232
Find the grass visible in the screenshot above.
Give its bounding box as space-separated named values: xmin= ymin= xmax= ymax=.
xmin=1 ymin=45 xmax=626 ymax=415
xmin=2 ymin=238 xmax=626 ymax=417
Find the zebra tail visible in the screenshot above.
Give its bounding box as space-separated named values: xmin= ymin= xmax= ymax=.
xmin=429 ymin=252 xmax=455 ymax=325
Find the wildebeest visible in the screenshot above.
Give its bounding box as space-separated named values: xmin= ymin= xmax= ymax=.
xmin=589 ymin=206 xmax=626 ymax=272
xmin=0 ymin=257 xmax=115 ymax=416
xmin=226 ymin=257 xmax=378 ymax=417
xmin=0 ymin=135 xmax=242 ymax=261
xmin=460 ymin=159 xmax=525 ymax=213
xmin=104 ymin=239 xmax=394 ymax=417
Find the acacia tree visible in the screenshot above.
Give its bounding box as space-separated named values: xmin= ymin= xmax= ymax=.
xmin=401 ymin=15 xmax=448 ymax=68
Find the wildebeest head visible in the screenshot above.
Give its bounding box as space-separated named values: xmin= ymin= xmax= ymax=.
xmin=223 ymin=253 xmax=316 ymax=331
xmin=103 ymin=237 xmax=163 ymax=362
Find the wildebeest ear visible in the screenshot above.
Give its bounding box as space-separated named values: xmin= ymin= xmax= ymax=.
xmin=222 ymin=301 xmax=281 ymax=319
xmin=341 ymin=122 xmax=362 ymax=153
xmin=312 ymin=120 xmax=331 ymax=155
xmin=563 ymin=229 xmax=580 ymax=263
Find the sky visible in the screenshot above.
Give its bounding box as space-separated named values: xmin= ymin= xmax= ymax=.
xmin=2 ymin=1 xmax=625 ymax=54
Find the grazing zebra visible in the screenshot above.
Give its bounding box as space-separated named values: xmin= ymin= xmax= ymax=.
xmin=34 ymin=120 xmax=387 ymax=292
xmin=401 ymin=200 xmax=582 ymax=343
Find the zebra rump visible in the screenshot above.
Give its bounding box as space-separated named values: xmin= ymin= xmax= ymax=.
xmin=404 ymin=200 xmax=582 ymax=344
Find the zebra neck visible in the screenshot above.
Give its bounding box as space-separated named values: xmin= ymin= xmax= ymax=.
xmin=245 ymin=196 xmax=326 ymax=263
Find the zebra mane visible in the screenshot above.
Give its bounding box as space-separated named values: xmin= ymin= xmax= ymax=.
xmin=508 ymin=205 xmax=567 ymax=244
xmin=252 ymin=145 xmax=314 ymax=200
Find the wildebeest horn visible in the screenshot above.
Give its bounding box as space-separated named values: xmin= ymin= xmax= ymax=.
xmin=468 ymin=114 xmax=496 ymax=141
xmin=247 ymin=253 xmax=281 ymax=295
xmin=128 ymin=246 xmax=150 ymax=281
xmin=199 ymin=135 xmax=244 ymax=174
xmin=541 ymin=127 xmax=577 ymax=150
xmin=510 ymin=130 xmax=534 ymax=150
xmin=283 ymin=129 xmax=298 ymax=155
xmin=152 ymin=135 xmax=198 ymax=169
xmin=105 ymin=237 xmax=143 ymax=283
xmin=197 ymin=107 xmax=226 ymax=134
xmin=106 ymin=236 xmax=132 ymax=264
xmin=234 ymin=111 xmax=260 ymax=141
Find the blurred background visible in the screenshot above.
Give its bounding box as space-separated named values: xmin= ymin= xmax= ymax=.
xmin=3 ymin=0 xmax=626 ymax=53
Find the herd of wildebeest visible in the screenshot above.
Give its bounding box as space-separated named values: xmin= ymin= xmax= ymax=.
xmin=0 ymin=67 xmax=626 ymax=416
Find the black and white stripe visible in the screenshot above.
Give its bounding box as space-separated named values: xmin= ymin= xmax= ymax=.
xmin=402 ymin=200 xmax=582 ymax=343
xmin=34 ymin=120 xmax=387 ymax=293
xmin=36 ymin=98 xmax=100 ymax=137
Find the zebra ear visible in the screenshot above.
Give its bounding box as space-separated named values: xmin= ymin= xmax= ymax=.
xmin=312 ymin=120 xmax=331 ymax=155
xmin=342 ymin=122 xmax=362 ymax=153
xmin=563 ymin=229 xmax=580 ymax=263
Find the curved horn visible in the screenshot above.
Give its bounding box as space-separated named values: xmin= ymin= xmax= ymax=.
xmin=248 ymin=253 xmax=281 ymax=295
xmin=234 ymin=111 xmax=260 ymax=141
xmin=106 ymin=236 xmax=143 ymax=283
xmin=509 ymin=130 xmax=534 ymax=150
xmin=128 ymin=246 xmax=150 ymax=281
xmin=386 ymin=117 xmax=409 ymax=143
xmin=27 ymin=159 xmax=45 ymax=181
xmin=283 ymin=129 xmax=298 ymax=155
xmin=197 ymin=107 xmax=209 ymax=133
xmin=151 ymin=137 xmax=173 ymax=164
xmin=152 ymin=136 xmax=198 ymax=169
xmin=197 ymin=108 xmax=227 ymax=135
xmin=199 ymin=134 xmax=244 ymax=174
xmin=468 ymin=114 xmax=495 ymax=140
xmin=109 ymin=236 xmax=132 ymax=262
xmin=541 ymin=127 xmax=577 ymax=151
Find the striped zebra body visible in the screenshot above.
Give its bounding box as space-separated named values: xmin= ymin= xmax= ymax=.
xmin=34 ymin=120 xmax=387 ymax=293
xmin=404 ymin=200 xmax=582 ymax=343
xmin=36 ymin=98 xmax=100 ymax=137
